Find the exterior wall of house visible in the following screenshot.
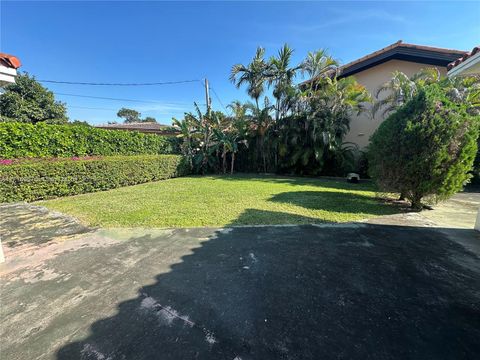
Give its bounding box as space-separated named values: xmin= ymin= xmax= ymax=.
xmin=0 ymin=64 xmax=17 ymax=87
xmin=344 ymin=59 xmax=447 ymax=149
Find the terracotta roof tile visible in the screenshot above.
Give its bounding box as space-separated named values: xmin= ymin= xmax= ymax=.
xmin=447 ymin=46 xmax=480 ymax=70
xmin=0 ymin=53 xmax=21 ymax=69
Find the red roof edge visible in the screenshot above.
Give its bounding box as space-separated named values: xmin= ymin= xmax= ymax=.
xmin=0 ymin=53 xmax=22 ymax=69
xmin=448 ymin=46 xmax=480 ymax=70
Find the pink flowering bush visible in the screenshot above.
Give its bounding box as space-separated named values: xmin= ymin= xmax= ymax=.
xmin=0 ymin=156 xmax=102 ymax=166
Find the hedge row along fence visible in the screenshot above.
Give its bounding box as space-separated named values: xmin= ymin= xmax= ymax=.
xmin=0 ymin=122 xmax=178 ymax=158
xmin=0 ymin=155 xmax=190 ymax=202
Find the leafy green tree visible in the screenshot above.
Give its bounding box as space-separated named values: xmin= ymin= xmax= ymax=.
xmin=117 ymin=108 xmax=141 ymax=123
xmin=0 ymin=73 xmax=68 ymax=124
xmin=369 ymin=83 xmax=478 ymax=210
xmin=69 ymin=119 xmax=90 ymax=126
xmin=143 ymin=116 xmax=157 ymax=123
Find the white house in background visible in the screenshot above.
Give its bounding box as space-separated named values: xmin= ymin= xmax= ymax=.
xmin=447 ymin=46 xmax=480 ymax=232
xmin=0 ymin=53 xmax=21 ymax=87
xmin=447 ymin=46 xmax=480 ymax=77
xmin=0 ymin=52 xmax=21 ymax=263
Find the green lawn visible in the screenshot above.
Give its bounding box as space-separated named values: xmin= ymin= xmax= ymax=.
xmin=38 ymin=174 xmax=400 ymax=227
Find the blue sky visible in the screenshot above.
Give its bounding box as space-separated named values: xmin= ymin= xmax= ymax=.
xmin=1 ymin=1 xmax=479 ymax=125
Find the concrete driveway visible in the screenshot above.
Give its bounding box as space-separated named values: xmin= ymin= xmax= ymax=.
xmin=1 ymin=194 xmax=479 ymax=360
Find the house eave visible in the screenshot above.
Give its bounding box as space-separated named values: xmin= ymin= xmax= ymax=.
xmin=339 ymin=46 xmax=464 ymax=78
xmin=447 ymin=51 xmax=480 ymax=77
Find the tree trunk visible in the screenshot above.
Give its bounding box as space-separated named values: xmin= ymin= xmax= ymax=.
xmin=231 ymin=152 xmax=235 ymax=174
xmin=222 ymin=149 xmax=227 ymax=174
xmin=262 ymin=137 xmax=267 ymax=173
xmin=410 ymin=193 xmax=423 ymax=211
xmin=256 ymin=136 xmax=262 ymax=172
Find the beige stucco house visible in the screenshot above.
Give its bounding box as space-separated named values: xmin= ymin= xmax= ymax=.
xmin=317 ymin=41 xmax=466 ymax=148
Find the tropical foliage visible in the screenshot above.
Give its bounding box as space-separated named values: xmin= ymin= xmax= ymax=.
xmin=373 ymin=68 xmax=480 ymax=117
xmin=173 ymin=104 xmax=247 ymax=174
xmin=174 ymin=44 xmax=371 ymax=176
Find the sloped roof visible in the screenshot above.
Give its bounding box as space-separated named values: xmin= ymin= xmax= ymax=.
xmin=338 ymin=41 xmax=465 ymax=78
xmin=96 ymin=122 xmax=178 ymax=135
xmin=97 ymin=122 xmax=170 ymax=131
xmin=447 ymin=45 xmax=480 ymax=70
xmin=0 ymin=53 xmax=21 ymax=69
xmin=300 ymin=41 xmax=466 ymax=86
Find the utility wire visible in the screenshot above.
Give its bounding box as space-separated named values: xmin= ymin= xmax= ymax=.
xmin=54 ymin=92 xmax=181 ymax=104
xmin=39 ymin=79 xmax=202 ymax=86
xmin=69 ymin=105 xmax=118 ymax=111
xmin=210 ymin=86 xmax=230 ymax=115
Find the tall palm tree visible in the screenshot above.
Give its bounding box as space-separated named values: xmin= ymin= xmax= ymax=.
xmin=267 ymin=44 xmax=302 ymax=120
xmin=301 ymin=49 xmax=338 ymax=92
xmin=245 ymin=97 xmax=275 ymax=172
xmin=230 ymin=47 xmax=269 ymax=109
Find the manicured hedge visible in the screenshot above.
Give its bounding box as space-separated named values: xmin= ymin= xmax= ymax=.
xmin=0 ymin=122 xmax=177 ymax=158
xmin=0 ymin=155 xmax=189 ymax=202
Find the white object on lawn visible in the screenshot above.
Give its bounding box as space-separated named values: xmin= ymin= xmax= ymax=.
xmin=347 ymin=173 xmax=360 ymax=183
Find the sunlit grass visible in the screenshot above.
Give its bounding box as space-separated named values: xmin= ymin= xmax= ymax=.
xmin=38 ymin=174 xmax=400 ymax=227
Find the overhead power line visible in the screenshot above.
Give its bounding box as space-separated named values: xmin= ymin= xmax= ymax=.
xmin=39 ymin=79 xmax=202 ymax=86
xmin=54 ymin=92 xmax=177 ymax=104
xmin=210 ymin=86 xmax=230 ymax=115
xmin=69 ymin=105 xmax=118 ymax=111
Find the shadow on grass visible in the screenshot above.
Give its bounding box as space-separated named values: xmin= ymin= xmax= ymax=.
xmin=208 ymin=173 xmax=378 ymax=192
xmin=269 ymin=190 xmax=402 ymax=216
xmin=46 ymin=209 xmax=480 ymax=360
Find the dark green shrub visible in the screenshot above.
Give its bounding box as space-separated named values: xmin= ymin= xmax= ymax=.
xmin=0 ymin=155 xmax=189 ymax=202
xmin=0 ymin=73 xmax=68 ymax=124
xmin=368 ymin=84 xmax=478 ymax=209
xmin=0 ymin=122 xmax=177 ymax=158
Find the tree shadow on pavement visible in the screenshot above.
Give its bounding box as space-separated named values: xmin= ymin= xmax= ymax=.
xmin=48 ymin=208 xmax=480 ymax=360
